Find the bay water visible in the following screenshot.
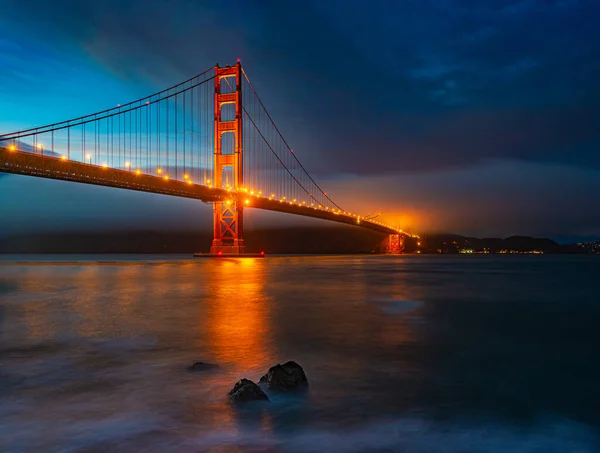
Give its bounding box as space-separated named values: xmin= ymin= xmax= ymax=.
xmin=0 ymin=255 xmax=598 ymax=452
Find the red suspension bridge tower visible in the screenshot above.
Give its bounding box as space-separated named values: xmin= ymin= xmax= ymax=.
xmin=211 ymin=63 xmax=245 ymax=255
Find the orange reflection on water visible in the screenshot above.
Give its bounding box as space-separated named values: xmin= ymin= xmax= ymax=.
xmin=204 ymin=258 xmax=272 ymax=373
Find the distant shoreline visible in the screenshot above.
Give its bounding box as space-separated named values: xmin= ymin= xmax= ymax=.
xmin=0 ymin=227 xmax=598 ymax=255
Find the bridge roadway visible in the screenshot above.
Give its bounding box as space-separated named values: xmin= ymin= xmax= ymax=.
xmin=0 ymin=147 xmax=401 ymax=236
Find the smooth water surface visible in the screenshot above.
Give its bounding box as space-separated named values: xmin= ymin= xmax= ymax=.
xmin=0 ymin=255 xmax=599 ymax=452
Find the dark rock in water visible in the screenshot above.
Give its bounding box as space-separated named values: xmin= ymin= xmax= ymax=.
xmin=228 ymin=378 xmax=269 ymax=403
xmin=259 ymin=361 xmax=308 ymax=392
xmin=187 ymin=362 xmax=219 ymax=372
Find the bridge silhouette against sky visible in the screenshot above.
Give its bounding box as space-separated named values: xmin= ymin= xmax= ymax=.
xmin=0 ymin=62 xmax=411 ymax=255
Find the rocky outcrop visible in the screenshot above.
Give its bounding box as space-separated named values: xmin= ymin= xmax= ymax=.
xmin=228 ymin=378 xmax=269 ymax=403
xmin=259 ymin=361 xmax=308 ymax=392
xmin=187 ymin=362 xmax=219 ymax=372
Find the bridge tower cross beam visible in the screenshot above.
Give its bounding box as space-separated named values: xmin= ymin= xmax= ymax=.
xmin=210 ymin=62 xmax=245 ymax=255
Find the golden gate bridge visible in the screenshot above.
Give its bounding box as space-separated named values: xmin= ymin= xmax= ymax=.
xmin=0 ymin=62 xmax=410 ymax=255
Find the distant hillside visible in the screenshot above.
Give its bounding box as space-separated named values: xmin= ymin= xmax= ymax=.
xmin=416 ymin=234 xmax=567 ymax=254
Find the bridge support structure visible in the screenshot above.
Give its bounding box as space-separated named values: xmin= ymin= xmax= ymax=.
xmin=383 ymin=234 xmax=405 ymax=254
xmin=210 ymin=63 xmax=246 ymax=255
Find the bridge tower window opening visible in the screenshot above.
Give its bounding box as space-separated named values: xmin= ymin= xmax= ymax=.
xmin=220 ymin=103 xmax=236 ymax=122
xmin=221 ymin=131 xmax=235 ymax=156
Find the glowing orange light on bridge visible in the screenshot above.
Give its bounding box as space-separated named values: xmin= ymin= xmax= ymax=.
xmin=157 ymin=168 xmax=162 ymax=175
xmin=8 ymin=145 xmax=15 ymax=151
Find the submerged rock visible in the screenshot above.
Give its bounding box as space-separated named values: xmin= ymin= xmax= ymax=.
xmin=259 ymin=361 xmax=308 ymax=392
xmin=187 ymin=362 xmax=219 ymax=372
xmin=228 ymin=378 xmax=269 ymax=403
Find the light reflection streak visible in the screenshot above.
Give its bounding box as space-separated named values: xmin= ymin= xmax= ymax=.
xmin=200 ymin=258 xmax=274 ymax=432
xmin=204 ymin=258 xmax=272 ymax=371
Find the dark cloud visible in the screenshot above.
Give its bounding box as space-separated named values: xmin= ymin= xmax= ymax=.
xmin=3 ymin=0 xmax=599 ymax=176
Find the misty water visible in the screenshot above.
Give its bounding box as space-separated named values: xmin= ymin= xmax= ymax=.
xmin=0 ymin=255 xmax=599 ymax=452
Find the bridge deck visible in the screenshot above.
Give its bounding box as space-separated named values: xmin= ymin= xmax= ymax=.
xmin=0 ymin=148 xmax=400 ymax=236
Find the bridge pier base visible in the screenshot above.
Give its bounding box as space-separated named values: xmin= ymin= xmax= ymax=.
xmin=383 ymin=234 xmax=405 ymax=254
xmin=210 ymin=243 xmax=246 ymax=255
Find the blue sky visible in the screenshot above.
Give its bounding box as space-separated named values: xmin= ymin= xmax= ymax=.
xmin=1 ymin=0 xmax=599 ymax=239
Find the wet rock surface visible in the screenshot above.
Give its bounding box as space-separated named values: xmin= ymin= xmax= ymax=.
xmin=228 ymin=378 xmax=269 ymax=403
xmin=187 ymin=362 xmax=219 ymax=372
xmin=259 ymin=361 xmax=308 ymax=392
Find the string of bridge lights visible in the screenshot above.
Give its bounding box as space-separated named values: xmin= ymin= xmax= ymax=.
xmin=4 ymin=143 xmax=412 ymax=236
